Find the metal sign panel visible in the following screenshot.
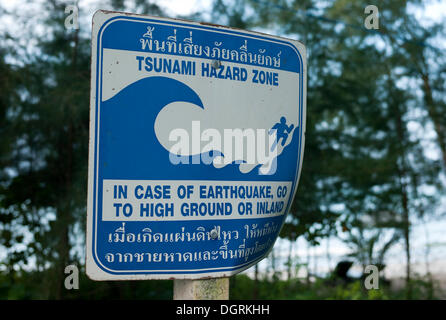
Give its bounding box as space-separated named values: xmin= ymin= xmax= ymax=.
xmin=86 ymin=10 xmax=306 ymax=280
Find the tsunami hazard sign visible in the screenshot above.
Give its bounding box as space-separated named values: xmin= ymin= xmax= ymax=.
xmin=86 ymin=10 xmax=306 ymax=280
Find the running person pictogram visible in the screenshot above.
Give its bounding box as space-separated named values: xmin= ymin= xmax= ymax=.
xmin=269 ymin=116 xmax=295 ymax=151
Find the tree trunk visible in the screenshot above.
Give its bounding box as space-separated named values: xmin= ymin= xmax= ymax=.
xmin=393 ymin=83 xmax=412 ymax=299
xmin=385 ymin=64 xmax=413 ymax=299
xmin=54 ymin=27 xmax=79 ymax=299
xmin=401 ymin=181 xmax=412 ymax=299
xmin=55 ymin=209 xmax=71 ymax=299
xmin=306 ymin=243 xmax=311 ymax=285
xmin=287 ymin=240 xmax=293 ymax=281
xmin=421 ymin=72 xmax=446 ymax=168
xmin=253 ymin=264 xmax=259 ymax=299
xmin=270 ymin=248 xmax=276 ymax=280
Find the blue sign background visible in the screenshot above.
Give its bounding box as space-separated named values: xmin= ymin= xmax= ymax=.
xmin=89 ymin=13 xmax=304 ymax=277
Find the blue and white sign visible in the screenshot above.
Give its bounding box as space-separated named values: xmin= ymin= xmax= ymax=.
xmin=86 ymin=10 xmax=306 ymax=280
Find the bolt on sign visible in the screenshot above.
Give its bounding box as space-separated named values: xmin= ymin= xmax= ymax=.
xmin=86 ymin=10 xmax=307 ymax=280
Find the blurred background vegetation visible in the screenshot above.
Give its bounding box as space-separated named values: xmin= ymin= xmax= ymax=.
xmin=0 ymin=0 xmax=445 ymax=299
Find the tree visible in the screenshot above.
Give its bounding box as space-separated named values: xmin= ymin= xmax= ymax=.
xmin=0 ymin=0 xmax=169 ymax=299
xmin=210 ymin=0 xmax=443 ymax=295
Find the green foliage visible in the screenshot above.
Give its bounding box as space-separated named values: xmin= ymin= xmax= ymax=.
xmin=229 ymin=274 xmax=439 ymax=300
xmin=0 ymin=267 xmax=173 ymax=300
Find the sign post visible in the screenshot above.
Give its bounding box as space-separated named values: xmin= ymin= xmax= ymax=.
xmin=173 ymin=278 xmax=229 ymax=300
xmin=86 ymin=10 xmax=306 ymax=297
